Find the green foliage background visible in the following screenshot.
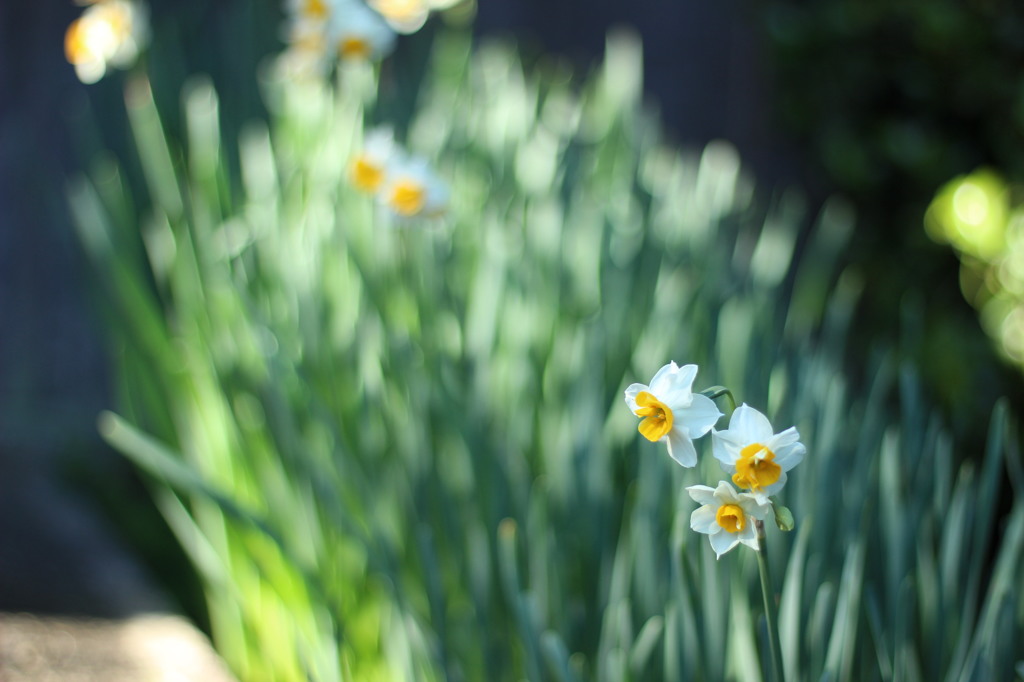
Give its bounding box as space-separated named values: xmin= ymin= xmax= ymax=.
xmin=757 ymin=0 xmax=1024 ymax=425
xmin=68 ymin=13 xmax=1024 ymax=682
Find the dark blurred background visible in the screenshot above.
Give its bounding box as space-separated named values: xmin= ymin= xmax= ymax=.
xmin=2 ymin=0 xmax=1021 ymax=620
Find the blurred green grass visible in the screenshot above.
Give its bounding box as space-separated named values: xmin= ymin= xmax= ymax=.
xmin=69 ymin=23 xmax=1023 ymax=682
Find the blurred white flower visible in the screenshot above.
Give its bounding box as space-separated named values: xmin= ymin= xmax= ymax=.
xmin=349 ymin=128 xmax=398 ymax=193
xmin=624 ymin=362 xmax=722 ymax=467
xmin=368 ymin=0 xmax=430 ymax=34
xmin=328 ymin=0 xmax=397 ymax=61
xmin=277 ymin=19 xmax=332 ymax=78
xmin=688 ymin=481 xmax=772 ymax=558
xmin=712 ymin=404 xmax=805 ymax=498
xmin=65 ymin=0 xmax=147 ymax=84
xmin=286 ymin=0 xmax=336 ymax=23
xmin=370 ymin=0 xmax=461 ymax=33
xmin=280 ymin=0 xmax=394 ymax=76
xmin=380 ymin=156 xmax=449 ymax=218
xmin=348 ymin=129 xmax=449 ymax=219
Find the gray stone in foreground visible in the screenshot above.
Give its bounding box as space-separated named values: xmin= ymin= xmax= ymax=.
xmin=0 ymin=467 xmax=239 ymax=679
xmin=0 ymin=613 xmax=237 ymax=682
xmin=0 ymin=469 xmax=166 ymax=618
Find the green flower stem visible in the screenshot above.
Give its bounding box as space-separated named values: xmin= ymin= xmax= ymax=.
xmin=755 ymin=519 xmax=785 ymax=682
xmin=700 ymin=386 xmax=737 ymax=415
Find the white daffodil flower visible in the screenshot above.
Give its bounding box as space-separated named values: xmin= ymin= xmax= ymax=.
xmin=368 ymin=0 xmax=430 ymax=34
xmin=688 ymin=481 xmax=772 ymax=558
xmin=380 ymin=156 xmax=450 ymax=218
xmin=328 ymin=0 xmax=397 ymax=62
xmin=368 ymin=0 xmax=463 ymax=33
xmin=350 ymin=128 xmax=398 ymax=194
xmin=278 ymin=0 xmax=336 ymax=77
xmin=65 ymin=0 xmax=147 ymax=84
xmin=712 ymin=404 xmax=805 ymax=499
xmin=286 ymin=0 xmax=337 ymax=23
xmin=623 ymin=362 xmax=722 ymax=467
xmin=277 ymin=18 xmax=333 ymax=78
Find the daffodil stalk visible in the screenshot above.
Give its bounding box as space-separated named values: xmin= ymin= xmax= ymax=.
xmin=755 ymin=518 xmax=785 ymax=682
xmin=700 ymin=385 xmax=737 ymax=415
xmin=626 ymin=362 xmax=805 ymax=682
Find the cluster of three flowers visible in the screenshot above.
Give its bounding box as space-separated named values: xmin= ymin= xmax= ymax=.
xmin=625 ymin=362 xmax=805 ymax=558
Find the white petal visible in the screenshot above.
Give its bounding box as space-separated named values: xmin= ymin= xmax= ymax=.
xmin=690 ymin=505 xmax=718 ymax=534
xmin=711 ymin=430 xmax=742 ymax=469
xmin=678 ymin=394 xmax=722 ymax=439
xmin=659 ymin=386 xmax=693 ymax=409
xmin=729 ymin=404 xmax=774 ymax=442
xmin=712 ymin=480 xmax=742 ymax=503
xmin=709 ymin=530 xmax=739 ymax=558
xmin=738 ymin=493 xmax=773 ymax=519
xmin=623 ymin=383 xmax=648 ymax=411
xmin=737 ymin=524 xmax=761 ymax=551
xmin=651 ymin=362 xmax=697 ymax=399
xmin=768 ymin=425 xmax=801 ymax=449
xmin=75 ymin=59 xmax=107 ymax=84
xmin=674 ymin=363 xmax=699 ymax=387
xmin=666 ymin=429 xmax=698 ymax=468
xmin=363 ymin=127 xmax=397 ymax=159
xmin=370 ymin=0 xmax=429 ymax=34
xmin=772 ymin=437 xmax=806 ymax=472
xmin=686 ymin=485 xmax=718 ymax=505
xmin=330 ymin=0 xmax=397 ymax=58
xmin=648 ymin=361 xmax=680 ymax=389
xmin=747 ymin=489 xmax=772 ymax=506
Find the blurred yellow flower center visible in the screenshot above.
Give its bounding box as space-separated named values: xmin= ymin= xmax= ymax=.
xmin=351 ymin=157 xmax=385 ymax=192
xmin=101 ymin=5 xmax=132 ymax=41
xmin=304 ymin=0 xmax=330 ymax=19
xmin=65 ymin=3 xmax=134 ymax=66
xmin=634 ymin=391 xmax=674 ymax=442
xmin=339 ymin=37 xmax=372 ymax=59
xmin=732 ymin=443 xmax=781 ymax=491
xmin=716 ymin=504 xmax=745 ymax=533
xmin=389 ymin=180 xmax=427 ymax=215
xmin=375 ymin=0 xmax=426 ymax=21
xmin=64 ymin=18 xmax=97 ymax=64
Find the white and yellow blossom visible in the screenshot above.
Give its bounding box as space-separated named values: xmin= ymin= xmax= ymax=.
xmin=65 ymin=0 xmax=147 ymax=84
xmin=349 ymin=128 xmax=398 ymax=194
xmin=624 ymin=362 xmax=722 ymax=467
xmin=369 ymin=0 xmax=464 ymax=33
xmin=349 ymin=132 xmax=449 ymax=219
xmin=380 ymin=156 xmax=450 ymax=218
xmin=712 ymin=404 xmax=804 ymax=498
xmin=286 ymin=0 xmax=337 ymax=23
xmin=281 ymin=0 xmax=335 ymax=70
xmin=327 ymin=0 xmax=397 ymax=61
xmin=277 ymin=19 xmax=333 ymax=78
xmin=688 ymin=481 xmax=772 ymax=558
xmin=368 ymin=0 xmax=430 ymax=34
xmin=280 ymin=0 xmax=395 ymax=76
